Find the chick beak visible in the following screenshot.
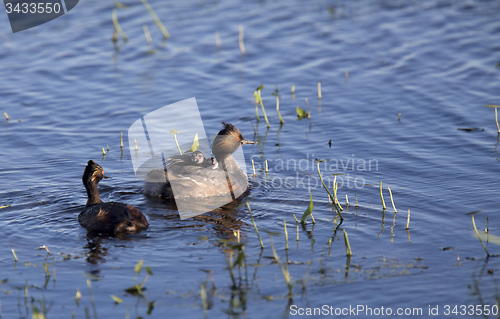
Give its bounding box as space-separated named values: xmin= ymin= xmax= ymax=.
xmin=241 ymin=139 xmax=256 ymax=145
xmin=102 ymin=175 xmax=111 ymax=179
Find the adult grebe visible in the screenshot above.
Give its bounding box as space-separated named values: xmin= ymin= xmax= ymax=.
xmin=79 ymin=160 xmax=148 ymax=234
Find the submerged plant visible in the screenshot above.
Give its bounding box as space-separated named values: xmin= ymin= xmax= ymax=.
xmin=269 ymin=235 xmax=294 ymax=297
xmin=125 ymin=260 xmax=153 ymax=295
xmin=246 ymin=202 xmax=264 ymax=249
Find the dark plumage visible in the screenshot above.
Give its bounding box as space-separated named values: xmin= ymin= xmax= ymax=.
xmin=144 ymin=122 xmax=256 ymax=199
xmin=78 ymin=160 xmax=148 ymax=234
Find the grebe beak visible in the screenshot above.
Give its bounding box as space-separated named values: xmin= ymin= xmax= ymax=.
xmin=241 ymin=139 xmax=256 ymax=145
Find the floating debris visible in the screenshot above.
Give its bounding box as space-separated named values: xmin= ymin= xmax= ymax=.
xmin=457 ymin=127 xmax=484 ymax=132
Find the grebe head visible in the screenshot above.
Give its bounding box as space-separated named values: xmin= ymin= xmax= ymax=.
xmin=212 ymin=122 xmax=256 ymax=162
xmin=190 ymin=150 xmax=205 ymax=164
xmin=82 ymin=160 xmax=109 ymax=187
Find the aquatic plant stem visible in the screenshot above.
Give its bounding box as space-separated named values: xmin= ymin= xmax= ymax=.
xmin=112 ymin=8 xmax=129 ymax=41
xmin=388 ymin=187 xmax=397 ymax=213
xmin=269 ymin=235 xmax=293 ymax=296
xmin=317 ymin=161 xmax=343 ymax=220
xmin=87 ymin=279 xmax=98 ymax=319
xmin=284 ymin=220 xmax=288 ymax=250
xmin=276 ymin=95 xmax=284 ymax=124
xmin=496 ymin=108 xmax=500 ymax=133
xmin=405 ymin=209 xmax=410 ymax=229
xmin=246 ymin=202 xmax=264 ymax=249
xmin=258 ymin=90 xmax=270 ymax=128
xmin=379 ymin=181 xmax=386 ymax=210
xmin=471 ymin=213 xmax=490 ymax=257
xmin=140 ymin=0 xmax=170 ymax=39
xmin=343 ymin=229 xmax=352 ymax=256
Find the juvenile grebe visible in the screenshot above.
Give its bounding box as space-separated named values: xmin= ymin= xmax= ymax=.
xmin=144 ymin=122 xmax=255 ymax=199
xmin=79 ymin=160 xmax=148 ymax=234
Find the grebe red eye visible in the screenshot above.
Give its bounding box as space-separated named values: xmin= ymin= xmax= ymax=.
xmin=236 ymin=136 xmax=240 ymax=141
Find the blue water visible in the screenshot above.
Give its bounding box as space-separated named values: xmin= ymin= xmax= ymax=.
xmin=1 ymin=0 xmax=500 ymax=317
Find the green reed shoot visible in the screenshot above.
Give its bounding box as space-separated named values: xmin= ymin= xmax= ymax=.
xmin=112 ymin=8 xmax=129 ymax=41
xmin=265 ymin=160 xmax=269 ymax=175
xmin=251 ymin=159 xmax=256 ymax=176
xmin=125 ymin=259 xmax=152 ymax=295
xmin=134 ymin=138 xmax=138 ymax=151
xmin=170 ymin=129 xmax=182 ymax=155
xmin=255 ymin=85 xmax=270 ymax=127
xmin=296 ymin=107 xmax=309 ymax=120
xmin=102 ymin=148 xmax=106 ymax=156
xmin=485 ymin=105 xmax=500 ymax=133
xmin=246 ymin=202 xmax=264 ymax=249
xmin=343 ymin=229 xmax=352 ymax=256
xmin=355 ymin=194 xmax=358 ymax=207
xmin=345 ymin=194 xmax=349 ymax=206
xmin=388 ymin=187 xmax=397 ymax=213
xmin=87 ymin=279 xmax=98 ymax=319
xmin=333 ymin=177 xmax=343 ymax=211
xmin=317 ymin=160 xmax=343 ymax=219
xmin=300 ymin=188 xmax=314 ymax=224
xmin=0 ymin=205 xmax=9 ymax=209
xmin=111 ymin=295 xmax=123 ymax=304
xmin=269 ymin=235 xmax=294 ymax=297
xmin=379 ymin=181 xmax=386 ymax=210
xmin=12 ymin=248 xmax=17 ymax=261
xmin=4 ymin=112 xmax=9 ymax=120
xmin=291 ymin=85 xmax=295 ymax=94
xmin=185 ymin=133 xmax=199 ymax=153
xmin=140 ymin=0 xmax=170 ymax=39
xmin=272 ymin=87 xmax=284 ymax=124
xmin=470 ymin=211 xmax=489 ymax=257
xmin=296 ymin=223 xmax=299 ymax=241
xmin=120 ymin=131 xmax=123 ymax=148
xmin=318 ymin=82 xmax=322 ymax=99
xmin=43 ymin=263 xmax=50 ymax=277
xmin=75 ymin=289 xmax=81 ymax=305
xmin=284 ymin=220 xmax=289 ymax=250
xmin=143 ymin=25 xmax=153 ymax=46
xmin=200 ymin=282 xmax=208 ymax=316
xmin=293 ymin=214 xmax=299 ymax=223
xmin=254 ymin=90 xmax=261 ymax=121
